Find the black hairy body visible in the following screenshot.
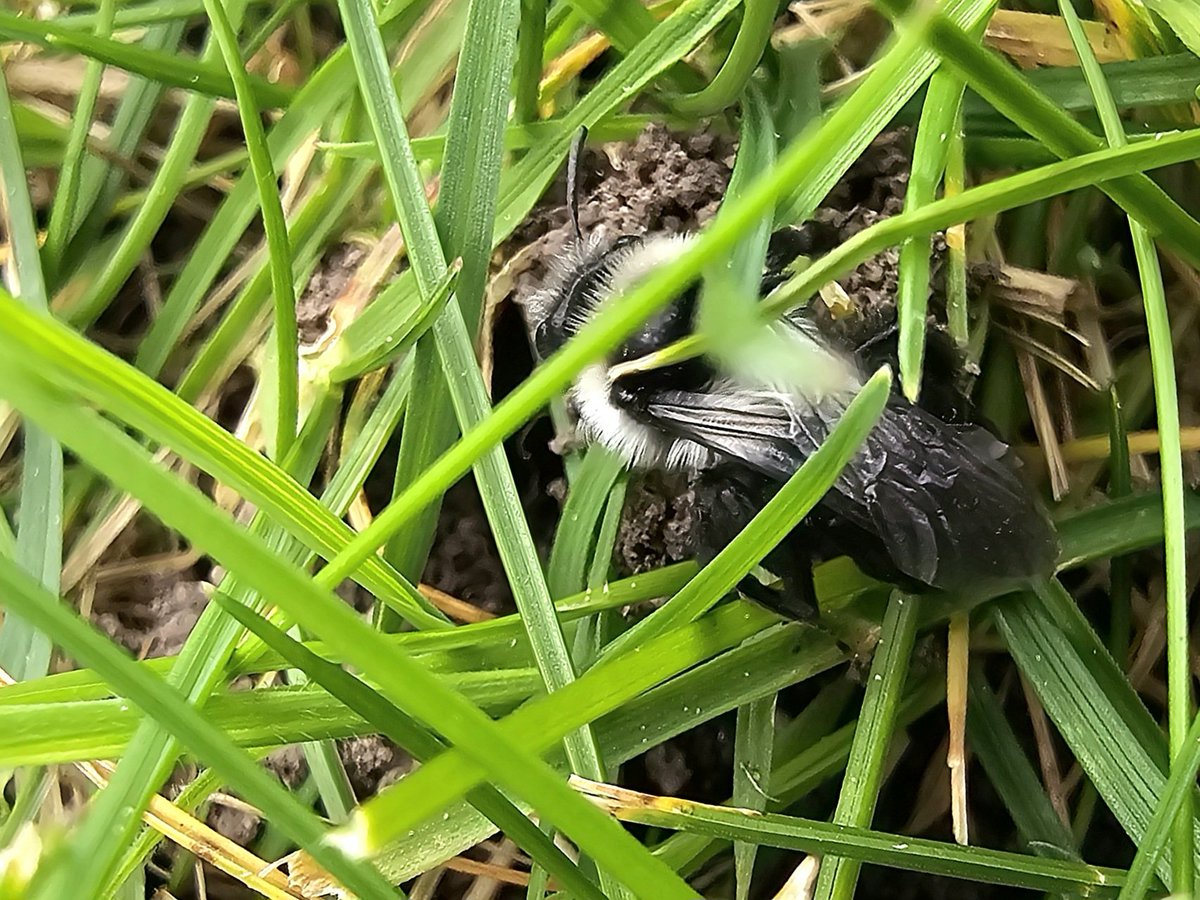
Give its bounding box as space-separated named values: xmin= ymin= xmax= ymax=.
xmin=524 ymin=226 xmax=1059 ymax=620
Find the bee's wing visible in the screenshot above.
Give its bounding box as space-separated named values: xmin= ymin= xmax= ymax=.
xmin=644 ymin=386 xmax=1058 ymax=591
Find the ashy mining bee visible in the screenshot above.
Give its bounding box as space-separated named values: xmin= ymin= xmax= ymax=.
xmin=518 ymin=131 xmax=1058 ymax=619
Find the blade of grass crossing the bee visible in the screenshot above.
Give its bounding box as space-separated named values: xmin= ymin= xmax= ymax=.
xmin=58 ymin=0 xmax=252 ymax=329
xmin=602 ymin=369 xmax=892 ymax=656
xmin=212 ymin=597 xmax=607 ymax=900
xmin=696 ymin=83 xmax=776 ymax=381
xmin=896 ymin=10 xmax=986 ymax=400
xmin=966 ymin=671 xmax=1080 ymax=860
xmin=0 ymin=71 xmax=63 ymax=686
xmin=202 ymin=0 xmax=298 ymax=461
xmin=41 ymin=0 xmax=114 ymax=285
xmin=873 ymin=0 xmax=1200 ymax=270
xmin=1057 ymin=1 xmax=1192 ymax=885
xmin=342 ymin=377 xmax=892 ymax=840
xmin=0 ymin=354 xmax=703 ymax=900
xmin=733 ymin=694 xmax=777 ymax=900
xmin=0 ymin=295 xmax=447 ymax=628
xmin=571 ymin=780 xmax=1126 ymax=895
xmin=626 ymin=125 xmax=1200 ymax=377
xmin=815 ymin=591 xmax=920 ymax=900
xmin=0 ymin=562 xmax=404 ymax=900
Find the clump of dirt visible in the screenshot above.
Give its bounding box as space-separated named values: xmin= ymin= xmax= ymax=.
xmin=296 ymin=243 xmax=367 ymax=344
xmin=422 ymin=479 xmax=516 ymax=616
xmin=94 ymin=579 xmax=209 ymax=660
xmin=499 ymin=124 xmax=737 ymax=321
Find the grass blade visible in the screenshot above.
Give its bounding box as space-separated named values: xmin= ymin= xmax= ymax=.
xmin=0 ymin=66 xmax=63 ymax=685
xmin=201 ymin=0 xmax=298 ymax=460
xmin=0 ymin=558 xmax=403 ymax=900
xmin=814 ymin=591 xmax=920 ymax=899
xmin=573 ymin=779 xmax=1126 ymax=895
xmin=41 ymin=0 xmax=115 ymax=283
xmin=1056 ymin=1 xmax=1191 ymax=886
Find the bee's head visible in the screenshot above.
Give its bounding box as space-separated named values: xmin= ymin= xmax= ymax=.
xmin=519 ymin=233 xmax=696 ymax=361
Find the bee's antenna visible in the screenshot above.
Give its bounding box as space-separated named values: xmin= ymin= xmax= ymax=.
xmin=566 ymin=126 xmax=588 ymax=242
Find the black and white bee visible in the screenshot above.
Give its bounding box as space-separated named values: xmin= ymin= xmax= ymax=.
xmin=520 ymin=134 xmax=1059 ymax=620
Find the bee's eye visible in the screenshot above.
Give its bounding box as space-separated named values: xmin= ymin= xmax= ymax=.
xmin=533 ymin=320 xmax=553 ymax=358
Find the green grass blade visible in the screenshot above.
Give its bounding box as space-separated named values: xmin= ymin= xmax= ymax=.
xmin=732 ymin=693 xmax=776 ymax=900
xmin=574 ymin=780 xmax=1126 ymax=895
xmin=874 ymin=0 xmax=1200 ymax=270
xmin=0 ymin=10 xmax=288 ymax=107
xmin=58 ymin=0 xmax=252 ymax=328
xmin=546 ymin=448 xmax=626 ymax=598
xmin=70 ymin=21 xmax=186 ymax=246
xmin=515 ymin=0 xmax=547 ymax=123
xmin=57 ymin=0 xmax=206 ymax=29
xmin=334 ymin=1 xmax=638 ymax=888
xmin=670 ymin=0 xmax=775 ymax=115
xmin=995 ymin=584 xmax=1197 ymax=885
xmin=895 ymin=9 xmax=983 ymax=400
xmin=696 ymin=82 xmax=776 ymax=382
xmin=327 ymin=602 xmax=786 ymax=863
xmin=338 ymin=370 xmax=894 ymax=848
xmin=1118 ymin=709 xmax=1200 ymax=899
xmin=133 ymin=49 xmax=355 ymax=375
xmin=0 ymin=558 xmax=405 ymax=900
xmin=814 ymin=591 xmax=920 ymax=899
xmin=1057 ymin=1 xmax=1191 ymax=885
xmin=41 ymin=0 xmax=115 ymax=283
xmin=0 ymin=69 xmax=63 ymax=686
xmin=0 ymin=294 xmax=446 ymax=628
xmin=202 ymin=0 xmax=298 ymax=460
xmin=966 ymin=670 xmax=1080 ymax=859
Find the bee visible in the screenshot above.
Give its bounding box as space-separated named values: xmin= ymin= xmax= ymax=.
xmin=519 ymin=131 xmax=1059 ymax=620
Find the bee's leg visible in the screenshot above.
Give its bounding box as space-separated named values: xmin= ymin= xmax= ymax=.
xmin=690 ymin=467 xmax=821 ymax=621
